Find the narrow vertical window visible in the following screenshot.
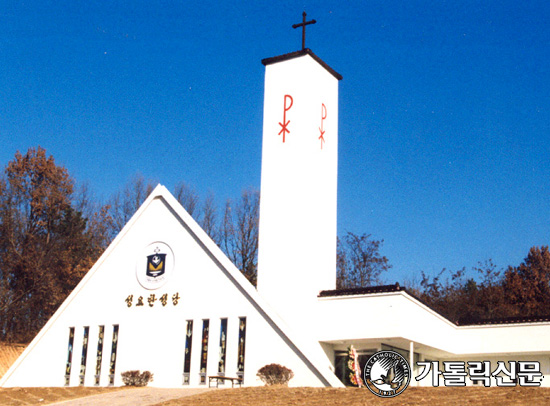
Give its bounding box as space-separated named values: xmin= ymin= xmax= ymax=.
xmin=237 ymin=317 xmax=247 ymax=380
xmin=183 ymin=320 xmax=193 ymax=385
xmin=218 ymin=318 xmax=228 ymax=377
xmin=79 ymin=326 xmax=90 ymax=385
xmin=95 ymin=326 xmax=105 ymax=386
xmin=108 ymin=325 xmax=119 ymax=386
xmin=199 ymin=319 xmax=209 ymax=384
xmin=64 ymin=327 xmax=75 ymax=386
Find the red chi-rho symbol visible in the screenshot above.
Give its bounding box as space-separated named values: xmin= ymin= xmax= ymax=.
xmin=319 ymin=103 xmax=327 ymax=149
xmin=278 ymin=94 xmax=293 ymax=142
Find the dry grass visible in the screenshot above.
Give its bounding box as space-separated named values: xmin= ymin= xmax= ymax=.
xmin=0 ymin=386 xmax=549 ymax=405
xmin=157 ymin=386 xmax=550 ymax=406
xmin=0 ymin=387 xmax=128 ymax=405
xmin=0 ymin=344 xmax=26 ymax=379
xmin=1 ymin=337 xmax=129 ymax=406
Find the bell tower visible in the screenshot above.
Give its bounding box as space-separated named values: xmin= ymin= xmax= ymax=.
xmin=257 ymin=18 xmax=342 ymax=331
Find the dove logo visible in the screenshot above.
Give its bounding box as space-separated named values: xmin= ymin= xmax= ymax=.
xmin=364 ymin=350 xmax=411 ymax=398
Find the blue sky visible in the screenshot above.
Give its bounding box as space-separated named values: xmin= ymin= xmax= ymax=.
xmin=1 ymin=1 xmax=549 ymax=284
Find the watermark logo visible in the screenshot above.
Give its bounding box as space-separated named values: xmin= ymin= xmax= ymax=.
xmin=364 ymin=350 xmax=411 ymax=398
xmin=362 ymin=352 xmax=543 ymax=397
xmin=416 ymin=360 xmax=543 ymax=387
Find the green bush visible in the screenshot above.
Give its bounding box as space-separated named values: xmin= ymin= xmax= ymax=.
xmin=121 ymin=370 xmax=154 ymax=386
xmin=257 ymin=364 xmax=294 ymax=386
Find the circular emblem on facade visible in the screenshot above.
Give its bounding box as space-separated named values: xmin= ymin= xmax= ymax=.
xmin=364 ymin=350 xmax=411 ymax=398
xmin=136 ymin=242 xmax=174 ymax=290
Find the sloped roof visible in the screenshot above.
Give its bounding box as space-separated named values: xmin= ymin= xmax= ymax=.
xmin=319 ymin=283 xmax=403 ymax=297
xmin=261 ymin=48 xmax=343 ymax=80
xmin=319 ymin=283 xmax=550 ymax=327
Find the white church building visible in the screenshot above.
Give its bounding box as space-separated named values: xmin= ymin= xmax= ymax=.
xmin=2 ymin=43 xmax=550 ymax=389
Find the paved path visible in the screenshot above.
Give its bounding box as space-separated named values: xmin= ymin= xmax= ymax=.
xmin=49 ymin=387 xmax=211 ymax=406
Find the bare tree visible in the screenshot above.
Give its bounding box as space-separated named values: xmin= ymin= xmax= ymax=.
xmin=174 ymin=181 xmax=200 ymax=219
xmin=219 ymin=190 xmax=259 ymax=286
xmin=109 ymin=174 xmax=155 ymax=235
xmin=220 ymin=199 xmax=235 ymax=264
xmin=200 ymin=191 xmax=218 ymax=243
xmin=337 ymin=232 xmax=391 ymax=288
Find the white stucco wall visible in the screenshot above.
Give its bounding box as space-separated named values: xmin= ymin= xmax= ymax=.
xmin=257 ymin=53 xmax=339 ymax=336
xmin=316 ymin=293 xmax=456 ymax=347
xmin=317 ymin=292 xmax=550 ymax=355
xmin=316 ymin=291 xmax=550 ymax=387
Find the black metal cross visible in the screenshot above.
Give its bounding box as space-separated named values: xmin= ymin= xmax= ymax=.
xmin=292 ymin=12 xmax=316 ymax=51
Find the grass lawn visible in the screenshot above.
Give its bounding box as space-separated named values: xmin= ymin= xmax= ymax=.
xmin=1 ymin=386 xmax=550 ymax=405
xmin=0 ymin=386 xmax=128 ymax=405
xmin=156 ymin=386 xmax=550 ymax=406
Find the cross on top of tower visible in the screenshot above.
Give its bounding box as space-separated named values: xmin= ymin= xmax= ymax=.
xmin=292 ymin=11 xmax=316 ymax=51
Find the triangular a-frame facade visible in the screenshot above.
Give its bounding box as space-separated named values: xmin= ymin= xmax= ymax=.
xmin=1 ymin=185 xmax=342 ymax=388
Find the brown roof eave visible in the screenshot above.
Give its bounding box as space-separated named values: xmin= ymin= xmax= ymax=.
xmin=261 ymin=48 xmax=343 ymax=81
